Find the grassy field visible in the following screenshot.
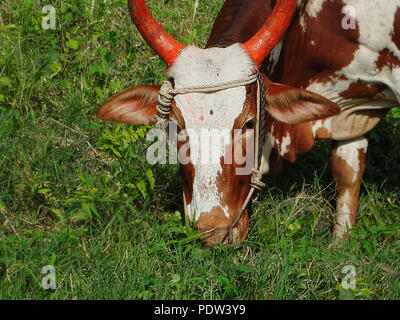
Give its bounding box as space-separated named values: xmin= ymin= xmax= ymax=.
xmin=0 ymin=0 xmax=399 ymax=300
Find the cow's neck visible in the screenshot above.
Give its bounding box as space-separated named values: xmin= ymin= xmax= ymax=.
xmin=265 ymin=1 xmax=356 ymax=89
xmin=261 ymin=115 xmax=333 ymax=177
xmin=206 ymin=0 xmax=274 ymax=48
xmin=266 ymin=0 xmax=400 ymax=105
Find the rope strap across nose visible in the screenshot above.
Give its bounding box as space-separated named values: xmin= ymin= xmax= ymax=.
xmin=154 ymin=71 xmax=267 ymax=235
xmin=154 ymin=73 xmax=259 ymax=132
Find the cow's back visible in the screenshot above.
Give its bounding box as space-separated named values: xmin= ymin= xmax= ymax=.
xmin=265 ymin=0 xmax=400 ymax=140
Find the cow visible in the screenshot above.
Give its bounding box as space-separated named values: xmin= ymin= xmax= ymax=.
xmin=97 ymin=0 xmax=399 ymax=247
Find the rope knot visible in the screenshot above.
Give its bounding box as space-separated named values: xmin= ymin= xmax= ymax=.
xmin=250 ymin=169 xmax=266 ymax=191
xmin=155 ymin=80 xmax=175 ymax=132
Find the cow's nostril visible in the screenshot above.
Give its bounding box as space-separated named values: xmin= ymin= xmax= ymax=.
xmin=202 ymin=229 xmax=229 ymax=247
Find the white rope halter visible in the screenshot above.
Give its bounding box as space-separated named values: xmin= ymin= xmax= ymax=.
xmin=155 ymin=71 xmax=267 ymax=239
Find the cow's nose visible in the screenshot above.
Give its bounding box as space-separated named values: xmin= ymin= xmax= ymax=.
xmin=201 ymin=229 xmax=229 ymax=247
xmin=195 ymin=206 xmax=231 ymax=247
xmin=196 ymin=206 xmax=249 ymax=247
xmin=200 ymin=226 xmax=245 ymax=247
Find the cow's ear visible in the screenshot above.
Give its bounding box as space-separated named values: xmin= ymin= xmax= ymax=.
xmin=264 ymin=81 xmax=340 ymax=124
xmin=97 ymin=85 xmax=161 ymax=125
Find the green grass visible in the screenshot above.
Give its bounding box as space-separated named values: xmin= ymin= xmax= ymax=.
xmin=0 ymin=0 xmax=399 ymax=300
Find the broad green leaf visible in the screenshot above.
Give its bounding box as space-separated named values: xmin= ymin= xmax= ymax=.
xmin=146 ymin=169 xmax=155 ymax=191
xmin=136 ymin=179 xmax=147 ymax=199
xmin=0 ymin=77 xmax=12 ymax=88
xmin=95 ymin=86 xmax=103 ymax=98
xmin=90 ymin=63 xmax=107 ymax=76
xmin=49 ymin=252 xmax=57 ymax=265
xmin=82 ymin=202 xmax=92 ymax=219
xmin=74 ymin=211 xmax=88 ymax=220
xmin=38 ymin=188 xmax=51 ymax=194
xmin=66 ymin=39 xmax=79 ymax=50
xmin=171 ymin=273 xmax=181 ymax=283
xmin=50 ymin=61 xmax=62 ymax=74
xmin=51 ymin=208 xmax=64 ymax=219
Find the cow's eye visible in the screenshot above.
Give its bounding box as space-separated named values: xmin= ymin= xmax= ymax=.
xmin=243 ymin=119 xmax=255 ymax=130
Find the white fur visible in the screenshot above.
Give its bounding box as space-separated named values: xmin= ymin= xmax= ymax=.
xmin=306 ymin=0 xmax=400 ymax=106
xmin=312 ymin=118 xmax=332 ymax=138
xmin=278 ymin=133 xmax=292 ymax=156
xmin=306 ymin=0 xmax=327 ymax=17
xmin=168 ymin=44 xmax=256 ymax=221
xmin=334 ymin=136 xmax=369 ymax=237
xmin=259 ymin=126 xmax=291 ymax=174
xmin=312 ymin=120 xmax=324 ymax=138
xmin=336 ymin=136 xmax=368 ymax=183
xmin=334 ymin=189 xmax=353 ymax=236
xmin=300 ymin=0 xmax=328 ymax=32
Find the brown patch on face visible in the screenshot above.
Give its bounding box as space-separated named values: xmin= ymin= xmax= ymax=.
xmin=180 ymin=162 xmax=194 ymax=206
xmin=171 ymin=100 xmax=190 ymax=211
xmin=197 ymin=206 xmax=231 ymax=232
xmin=178 ymin=81 xmax=258 ymax=246
xmin=339 ymin=80 xmax=386 ymax=101
xmin=197 ymin=206 xmax=230 ymax=247
xmin=174 ymin=106 xmax=193 ymax=207
xmin=171 ymin=100 xmax=186 ymax=130
xmin=216 ymin=162 xmax=252 ymax=213
xmin=215 ymin=81 xmax=258 ymax=208
xmin=194 ymin=82 xmax=259 ymax=246
xmin=233 ymin=83 xmax=257 ymax=129
xmin=197 ymin=206 xmax=249 ymax=247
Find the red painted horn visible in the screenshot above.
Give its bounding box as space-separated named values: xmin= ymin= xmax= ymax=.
xmin=243 ymin=0 xmax=297 ymax=66
xmin=128 ymin=0 xmax=185 ymax=66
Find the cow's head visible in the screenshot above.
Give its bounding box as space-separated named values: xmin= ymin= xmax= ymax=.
xmin=97 ymin=0 xmax=340 ymax=247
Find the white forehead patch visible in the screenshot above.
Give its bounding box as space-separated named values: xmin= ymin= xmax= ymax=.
xmin=168 ymin=44 xmax=255 ymax=89
xmin=168 ymin=44 xmax=256 ymax=221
